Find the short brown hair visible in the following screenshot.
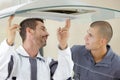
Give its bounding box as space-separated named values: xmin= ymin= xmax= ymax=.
xmin=90 ymin=21 xmax=113 ymax=43
xmin=20 ymin=18 xmax=44 ymax=42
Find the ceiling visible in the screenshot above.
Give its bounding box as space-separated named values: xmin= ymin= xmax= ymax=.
xmin=0 ymin=0 xmax=120 ymax=10
xmin=0 ymin=0 xmax=119 ymax=21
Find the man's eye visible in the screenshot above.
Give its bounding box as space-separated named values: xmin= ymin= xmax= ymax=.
xmin=42 ymin=28 xmax=47 ymax=31
xmin=42 ymin=28 xmax=44 ymax=30
xmin=89 ymin=34 xmax=92 ymax=37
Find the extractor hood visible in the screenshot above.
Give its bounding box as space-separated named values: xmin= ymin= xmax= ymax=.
xmin=0 ymin=0 xmax=120 ymax=21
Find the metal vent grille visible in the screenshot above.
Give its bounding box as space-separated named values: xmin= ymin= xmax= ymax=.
xmin=41 ymin=9 xmax=95 ymax=15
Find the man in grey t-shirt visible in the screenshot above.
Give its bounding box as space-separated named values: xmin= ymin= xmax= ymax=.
xmin=67 ymin=21 xmax=120 ymax=80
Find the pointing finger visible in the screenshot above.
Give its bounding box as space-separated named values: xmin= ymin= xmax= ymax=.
xmin=65 ymin=19 xmax=71 ymax=29
xmin=8 ymin=15 xmax=14 ymax=27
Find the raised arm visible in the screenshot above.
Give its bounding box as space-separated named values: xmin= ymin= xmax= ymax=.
xmin=0 ymin=16 xmax=20 ymax=79
xmin=7 ymin=15 xmax=20 ymax=46
xmin=57 ymin=19 xmax=70 ymax=50
xmin=53 ymin=19 xmax=73 ymax=80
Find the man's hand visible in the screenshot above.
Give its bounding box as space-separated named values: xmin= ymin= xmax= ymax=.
xmin=57 ymin=19 xmax=70 ymax=50
xmin=7 ymin=15 xmax=20 ymax=46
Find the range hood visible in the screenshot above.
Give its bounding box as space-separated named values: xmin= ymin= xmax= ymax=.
xmin=0 ymin=0 xmax=120 ymax=21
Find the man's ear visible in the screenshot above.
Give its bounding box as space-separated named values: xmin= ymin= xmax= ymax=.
xmin=26 ymin=27 xmax=34 ymax=34
xmin=101 ymin=38 xmax=107 ymax=45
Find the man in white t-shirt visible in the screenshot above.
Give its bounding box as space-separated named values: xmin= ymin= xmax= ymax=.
xmin=0 ymin=16 xmax=73 ymax=80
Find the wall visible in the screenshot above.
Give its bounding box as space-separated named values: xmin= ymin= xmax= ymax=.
xmin=43 ymin=18 xmax=120 ymax=59
xmin=0 ymin=16 xmax=120 ymax=59
xmin=0 ymin=0 xmax=120 ymax=59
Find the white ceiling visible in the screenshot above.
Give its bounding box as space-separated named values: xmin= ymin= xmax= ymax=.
xmin=0 ymin=0 xmax=120 ymax=10
xmin=79 ymin=0 xmax=120 ymax=10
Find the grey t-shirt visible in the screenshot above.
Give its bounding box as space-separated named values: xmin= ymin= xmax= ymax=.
xmin=71 ymin=45 xmax=120 ymax=80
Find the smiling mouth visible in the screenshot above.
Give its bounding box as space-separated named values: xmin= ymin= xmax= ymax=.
xmin=85 ymin=43 xmax=89 ymax=45
xmin=43 ymin=36 xmax=48 ymax=41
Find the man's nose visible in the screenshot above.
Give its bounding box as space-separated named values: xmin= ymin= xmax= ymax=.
xmin=84 ymin=34 xmax=88 ymax=41
xmin=46 ymin=31 xmax=49 ymax=36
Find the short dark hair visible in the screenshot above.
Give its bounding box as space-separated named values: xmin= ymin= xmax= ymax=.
xmin=90 ymin=21 xmax=113 ymax=43
xmin=19 ymin=18 xmax=44 ymax=42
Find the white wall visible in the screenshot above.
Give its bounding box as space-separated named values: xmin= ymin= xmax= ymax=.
xmin=0 ymin=0 xmax=120 ymax=59
xmin=43 ymin=18 xmax=120 ymax=59
xmin=0 ymin=17 xmax=120 ymax=60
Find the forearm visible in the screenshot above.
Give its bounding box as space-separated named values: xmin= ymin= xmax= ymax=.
xmin=53 ymin=47 xmax=73 ymax=80
xmin=0 ymin=39 xmax=14 ymax=65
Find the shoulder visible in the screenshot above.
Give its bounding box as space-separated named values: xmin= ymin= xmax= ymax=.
xmin=111 ymin=53 xmax=120 ymax=75
xmin=112 ymin=54 xmax=120 ymax=78
xmin=112 ymin=53 xmax=120 ymax=65
xmin=107 ymin=45 xmax=120 ymax=66
xmin=71 ymin=45 xmax=86 ymax=52
xmin=45 ymin=57 xmax=57 ymax=65
xmin=71 ymin=45 xmax=88 ymax=61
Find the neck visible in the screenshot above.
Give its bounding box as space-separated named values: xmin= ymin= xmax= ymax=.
xmin=91 ymin=45 xmax=107 ymax=63
xmin=23 ymin=40 xmax=40 ymax=58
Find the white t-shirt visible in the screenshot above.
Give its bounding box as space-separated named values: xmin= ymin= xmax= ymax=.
xmin=0 ymin=40 xmax=73 ymax=80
